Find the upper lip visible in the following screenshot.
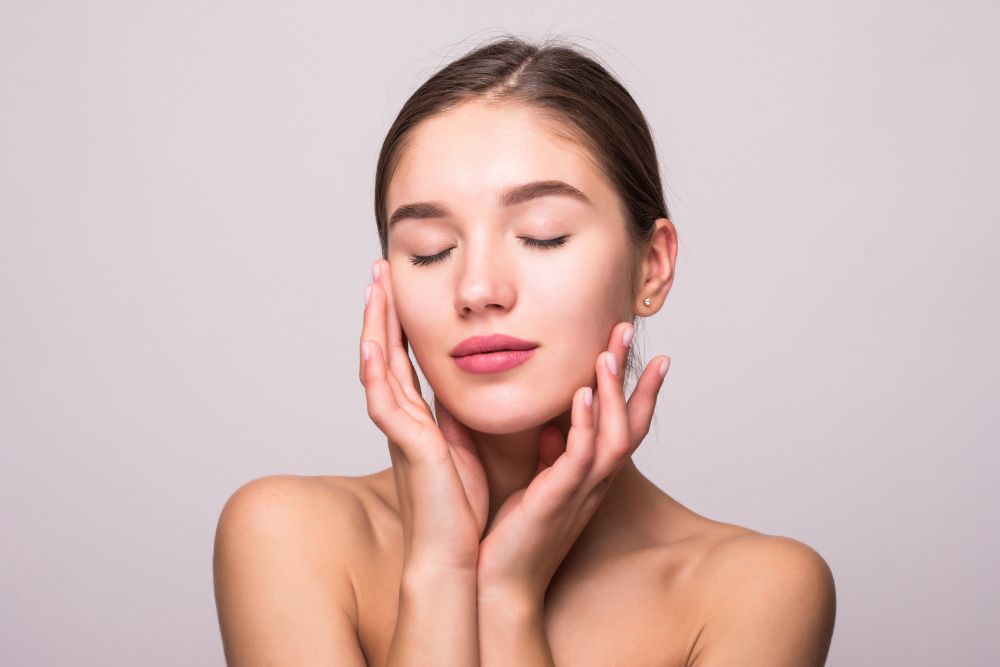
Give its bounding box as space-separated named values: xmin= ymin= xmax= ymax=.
xmin=450 ymin=334 xmax=538 ymax=357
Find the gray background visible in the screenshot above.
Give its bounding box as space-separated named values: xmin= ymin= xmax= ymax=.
xmin=2 ymin=1 xmax=998 ymax=665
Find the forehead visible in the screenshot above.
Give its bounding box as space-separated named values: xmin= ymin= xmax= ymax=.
xmin=387 ymin=100 xmax=614 ymax=211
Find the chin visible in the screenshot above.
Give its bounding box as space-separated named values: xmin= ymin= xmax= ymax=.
xmin=435 ymin=382 xmax=572 ymax=435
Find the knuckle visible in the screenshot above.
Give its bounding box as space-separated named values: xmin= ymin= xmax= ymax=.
xmin=572 ymin=447 xmax=595 ymax=470
xmin=366 ymin=396 xmax=393 ymax=424
xmin=609 ymin=436 xmax=631 ymax=461
xmin=366 ymin=404 xmax=386 ymax=425
xmin=583 ymin=489 xmax=604 ymax=512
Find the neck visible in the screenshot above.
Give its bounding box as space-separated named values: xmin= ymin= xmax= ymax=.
xmin=472 ymin=426 xmax=548 ymax=523
xmin=470 ymin=412 xmax=656 ymax=537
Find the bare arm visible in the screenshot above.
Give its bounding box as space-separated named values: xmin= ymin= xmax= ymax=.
xmin=213 ymin=469 xmax=481 ymax=667
xmin=362 ymin=260 xmax=485 ymax=666
xmin=213 ymin=476 xmax=368 ymax=666
xmin=477 ymin=593 xmax=555 ymax=666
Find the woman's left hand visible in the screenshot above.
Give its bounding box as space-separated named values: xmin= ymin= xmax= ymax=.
xmin=476 ymin=321 xmax=670 ymax=609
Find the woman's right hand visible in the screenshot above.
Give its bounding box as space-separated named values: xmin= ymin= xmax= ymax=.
xmin=360 ymin=259 xmax=488 ymax=574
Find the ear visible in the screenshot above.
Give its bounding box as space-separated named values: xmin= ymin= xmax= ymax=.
xmin=635 ymin=218 xmax=677 ymax=316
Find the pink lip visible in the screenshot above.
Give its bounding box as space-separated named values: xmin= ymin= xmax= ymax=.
xmin=451 ymin=334 xmax=538 ymax=374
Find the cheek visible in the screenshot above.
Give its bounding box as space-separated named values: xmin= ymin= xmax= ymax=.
xmin=390 ymin=268 xmax=453 ymax=362
xmin=546 ymin=234 xmax=632 ymax=319
xmin=525 ymin=243 xmax=634 ymax=378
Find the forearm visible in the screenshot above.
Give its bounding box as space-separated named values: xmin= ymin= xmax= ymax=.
xmin=478 ymin=591 xmax=555 ymax=667
xmin=386 ymin=565 xmax=479 ymax=667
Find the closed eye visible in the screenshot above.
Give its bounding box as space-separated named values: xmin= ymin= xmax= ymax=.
xmin=411 ymin=247 xmax=453 ymax=266
xmin=520 ymin=236 xmax=568 ymax=249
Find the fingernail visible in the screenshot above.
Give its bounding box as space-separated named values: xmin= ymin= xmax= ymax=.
xmin=371 ymin=261 xmax=380 ymax=282
xmin=622 ymin=324 xmax=634 ymax=349
xmin=362 ymin=342 xmax=370 ymax=361
xmin=605 ymin=352 xmax=618 ymax=376
xmin=583 ymin=386 xmax=593 ymax=407
xmin=364 ymin=284 xmax=371 ymax=307
xmin=659 ymin=356 xmax=671 ymax=379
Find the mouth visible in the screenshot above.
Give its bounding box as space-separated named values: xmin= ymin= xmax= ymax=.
xmin=450 ymin=334 xmax=539 ymax=374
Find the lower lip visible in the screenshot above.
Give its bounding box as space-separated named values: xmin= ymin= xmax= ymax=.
xmin=452 ymin=348 xmax=536 ymax=374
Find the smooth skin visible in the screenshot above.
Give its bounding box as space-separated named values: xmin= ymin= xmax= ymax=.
xmin=213 ymin=100 xmax=836 ymax=666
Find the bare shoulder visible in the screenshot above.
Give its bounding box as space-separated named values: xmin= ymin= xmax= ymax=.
xmin=686 ymin=523 xmax=836 ymax=667
xmin=213 ymin=470 xmax=398 ymax=666
xmin=215 ymin=473 xmax=394 ymax=581
xmin=215 ymin=471 xmax=397 ymax=555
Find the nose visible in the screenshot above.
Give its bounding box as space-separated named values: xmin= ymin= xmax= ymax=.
xmin=454 ymin=236 xmax=517 ymax=317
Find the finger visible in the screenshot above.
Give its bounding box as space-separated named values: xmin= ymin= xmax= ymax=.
xmin=400 ymin=329 xmax=424 ymax=399
xmin=362 ymin=340 xmax=421 ymax=447
xmin=360 ymin=283 xmax=371 ymax=386
xmin=434 ymin=397 xmax=488 ymax=536
xmin=434 ymin=397 xmax=475 ymax=456
xmin=360 ymin=280 xmax=390 ymax=385
xmin=606 ymin=321 xmax=635 ymax=388
xmin=373 ymin=260 xmax=421 ymax=401
xmin=536 ymin=426 xmax=566 ymax=474
xmin=591 ymin=350 xmax=631 ymax=478
xmin=524 ymin=387 xmax=594 ymax=511
xmin=588 ymin=321 xmax=632 ymax=422
xmin=625 ymin=355 xmax=670 ymax=452
xmin=372 ymin=260 xmax=402 ymax=346
xmin=385 ymin=362 xmax=420 ymax=419
xmin=559 ymin=386 xmax=596 ymax=481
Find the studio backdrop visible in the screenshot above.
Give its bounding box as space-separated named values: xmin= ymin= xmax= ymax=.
xmin=1 ymin=1 xmax=998 ymax=665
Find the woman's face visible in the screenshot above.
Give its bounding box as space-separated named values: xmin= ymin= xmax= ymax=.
xmin=386 ymin=100 xmax=634 ymax=434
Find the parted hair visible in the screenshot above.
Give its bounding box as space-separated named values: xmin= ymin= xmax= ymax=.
xmin=374 ymin=37 xmax=669 ymax=260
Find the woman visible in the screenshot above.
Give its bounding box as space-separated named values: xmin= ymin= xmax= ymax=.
xmin=213 ymin=37 xmax=836 ymax=666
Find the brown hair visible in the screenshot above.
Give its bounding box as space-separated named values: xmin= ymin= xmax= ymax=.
xmin=374 ymin=37 xmax=669 ymax=264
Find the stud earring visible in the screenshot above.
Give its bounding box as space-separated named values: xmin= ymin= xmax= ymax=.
xmin=644 ymin=298 xmax=651 ymax=306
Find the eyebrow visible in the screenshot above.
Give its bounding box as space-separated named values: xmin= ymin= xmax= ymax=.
xmin=387 ymin=180 xmax=589 ymax=227
xmin=388 ymin=202 xmax=450 ymax=226
xmin=499 ymin=180 xmax=590 ymax=207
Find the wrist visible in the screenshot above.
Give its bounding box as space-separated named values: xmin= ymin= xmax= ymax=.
xmin=401 ymin=560 xmax=477 ymax=597
xmin=391 ymin=562 xmax=479 ymax=667
xmin=477 ymin=586 xmax=553 ymax=666
xmin=477 ymin=583 xmax=544 ymax=619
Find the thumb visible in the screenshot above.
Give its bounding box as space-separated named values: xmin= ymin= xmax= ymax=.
xmin=435 ymin=397 xmax=488 ymax=536
xmin=535 ymin=426 xmax=566 ymax=475
xmin=435 ymin=397 xmax=475 ymax=452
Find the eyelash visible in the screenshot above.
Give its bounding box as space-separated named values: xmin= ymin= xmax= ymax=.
xmin=520 ymin=236 xmax=568 ymax=249
xmin=409 ymin=236 xmax=568 ymax=266
xmin=410 ymin=248 xmax=453 ymax=266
